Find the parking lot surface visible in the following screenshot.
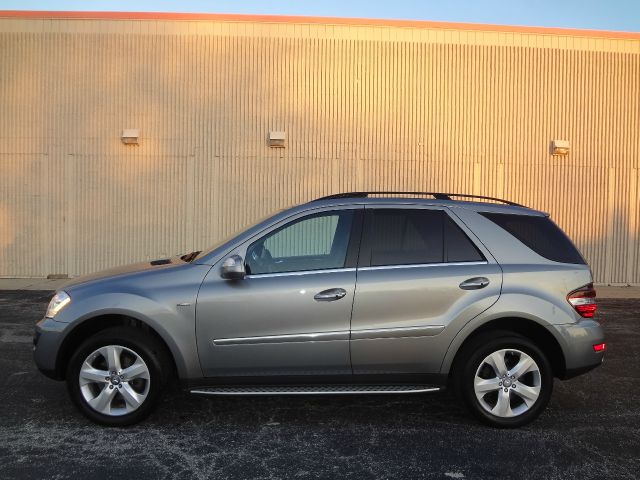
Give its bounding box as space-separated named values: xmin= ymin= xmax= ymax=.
xmin=1 ymin=291 xmax=638 ymax=480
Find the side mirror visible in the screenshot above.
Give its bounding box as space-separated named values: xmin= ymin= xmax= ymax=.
xmin=220 ymin=254 xmax=245 ymax=280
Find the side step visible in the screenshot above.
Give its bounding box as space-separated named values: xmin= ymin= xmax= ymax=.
xmin=190 ymin=384 xmax=442 ymax=396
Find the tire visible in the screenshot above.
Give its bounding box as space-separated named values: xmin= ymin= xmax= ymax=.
xmin=66 ymin=327 xmax=171 ymax=426
xmin=455 ymin=331 xmax=553 ymax=428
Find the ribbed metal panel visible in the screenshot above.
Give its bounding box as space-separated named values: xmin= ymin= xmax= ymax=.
xmin=0 ymin=18 xmax=638 ymax=283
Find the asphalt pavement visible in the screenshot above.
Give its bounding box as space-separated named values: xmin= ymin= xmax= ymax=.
xmin=1 ymin=291 xmax=638 ymax=480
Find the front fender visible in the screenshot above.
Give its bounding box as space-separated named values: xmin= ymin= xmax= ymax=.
xmin=54 ymin=288 xmax=203 ymax=380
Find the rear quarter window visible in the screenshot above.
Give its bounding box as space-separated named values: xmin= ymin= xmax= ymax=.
xmin=479 ymin=212 xmax=585 ymax=264
xmin=445 ymin=216 xmax=485 ymax=262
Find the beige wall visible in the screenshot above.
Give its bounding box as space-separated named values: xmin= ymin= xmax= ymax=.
xmin=0 ymin=16 xmax=639 ymax=283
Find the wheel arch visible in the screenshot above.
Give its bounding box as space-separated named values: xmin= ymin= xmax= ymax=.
xmin=444 ymin=316 xmax=566 ymax=380
xmin=55 ymin=314 xmax=179 ymax=382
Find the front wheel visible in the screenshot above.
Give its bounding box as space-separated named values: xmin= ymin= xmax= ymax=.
xmin=66 ymin=327 xmax=170 ymax=426
xmin=457 ymin=333 xmax=553 ymax=428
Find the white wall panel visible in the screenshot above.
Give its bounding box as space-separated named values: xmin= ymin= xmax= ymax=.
xmin=0 ymin=17 xmax=638 ymax=283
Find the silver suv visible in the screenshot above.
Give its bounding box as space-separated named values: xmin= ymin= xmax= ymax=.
xmin=34 ymin=192 xmax=605 ymax=427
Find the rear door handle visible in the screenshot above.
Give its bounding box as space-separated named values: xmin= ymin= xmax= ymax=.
xmin=459 ymin=277 xmax=490 ymax=290
xmin=314 ymin=288 xmax=347 ymax=302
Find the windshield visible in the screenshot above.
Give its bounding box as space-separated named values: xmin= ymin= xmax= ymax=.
xmin=192 ymin=211 xmax=281 ymax=262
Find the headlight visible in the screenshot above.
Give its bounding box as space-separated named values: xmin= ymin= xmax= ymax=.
xmin=46 ymin=291 xmax=71 ymax=318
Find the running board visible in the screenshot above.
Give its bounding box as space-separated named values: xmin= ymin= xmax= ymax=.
xmin=190 ymin=384 xmax=442 ymax=396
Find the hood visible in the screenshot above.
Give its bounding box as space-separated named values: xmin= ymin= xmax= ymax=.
xmin=59 ymin=257 xmax=183 ymax=291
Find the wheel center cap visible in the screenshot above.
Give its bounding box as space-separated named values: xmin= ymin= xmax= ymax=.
xmin=110 ymin=375 xmax=121 ymax=385
xmin=503 ymin=378 xmax=512 ymax=387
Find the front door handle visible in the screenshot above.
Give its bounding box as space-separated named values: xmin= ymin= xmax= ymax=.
xmin=459 ymin=277 xmax=490 ymax=290
xmin=314 ymin=288 xmax=347 ymax=302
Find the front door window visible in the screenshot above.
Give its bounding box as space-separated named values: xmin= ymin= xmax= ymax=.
xmin=246 ymin=210 xmax=355 ymax=275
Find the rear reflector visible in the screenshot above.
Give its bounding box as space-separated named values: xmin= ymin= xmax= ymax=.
xmin=593 ymin=343 xmax=606 ymax=352
xmin=567 ymin=283 xmax=597 ymax=318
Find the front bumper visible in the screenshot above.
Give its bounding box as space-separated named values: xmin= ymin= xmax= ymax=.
xmin=33 ymin=317 xmax=69 ymax=380
xmin=550 ymin=319 xmax=605 ymax=380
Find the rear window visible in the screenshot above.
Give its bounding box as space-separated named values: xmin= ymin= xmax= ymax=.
xmin=480 ymin=212 xmax=585 ymax=264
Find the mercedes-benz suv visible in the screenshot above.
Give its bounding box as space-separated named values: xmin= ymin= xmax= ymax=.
xmin=34 ymin=192 xmax=605 ymax=427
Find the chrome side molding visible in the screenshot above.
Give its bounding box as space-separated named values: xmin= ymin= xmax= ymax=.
xmin=350 ymin=325 xmax=445 ymax=340
xmin=213 ymin=330 xmax=350 ymax=346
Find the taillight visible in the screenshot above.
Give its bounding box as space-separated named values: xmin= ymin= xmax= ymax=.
xmin=593 ymin=343 xmax=606 ymax=352
xmin=567 ymin=283 xmax=597 ymax=318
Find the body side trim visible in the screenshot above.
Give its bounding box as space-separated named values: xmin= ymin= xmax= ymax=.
xmin=213 ymin=330 xmax=349 ymax=345
xmin=359 ymin=261 xmax=487 ymax=272
xmin=246 ymin=267 xmax=356 ymax=279
xmin=350 ymin=325 xmax=445 ymax=340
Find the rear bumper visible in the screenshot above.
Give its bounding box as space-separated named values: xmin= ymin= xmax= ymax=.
xmin=33 ymin=317 xmax=68 ymax=380
xmin=563 ymin=361 xmax=603 ymax=380
xmin=550 ymin=319 xmax=605 ymax=380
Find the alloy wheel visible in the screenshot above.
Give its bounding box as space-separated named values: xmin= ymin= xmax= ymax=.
xmin=473 ymin=348 xmax=541 ymax=418
xmin=78 ymin=345 xmax=151 ymax=416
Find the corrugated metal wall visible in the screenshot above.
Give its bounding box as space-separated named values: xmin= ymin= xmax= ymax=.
xmin=0 ymin=17 xmax=639 ymax=283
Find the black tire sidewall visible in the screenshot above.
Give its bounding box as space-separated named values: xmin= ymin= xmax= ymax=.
xmin=66 ymin=328 xmax=167 ymax=427
xmin=460 ymin=334 xmax=553 ymax=428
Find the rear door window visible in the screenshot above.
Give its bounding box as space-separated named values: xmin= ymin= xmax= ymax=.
xmin=360 ymin=209 xmax=485 ymax=267
xmin=479 ymin=212 xmax=585 ymax=264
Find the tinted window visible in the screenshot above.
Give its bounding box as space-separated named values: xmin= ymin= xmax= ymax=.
xmin=246 ymin=211 xmax=354 ymax=275
xmin=365 ymin=209 xmax=444 ymax=266
xmin=445 ymin=216 xmax=485 ymax=262
xmin=480 ymin=212 xmax=585 ymax=264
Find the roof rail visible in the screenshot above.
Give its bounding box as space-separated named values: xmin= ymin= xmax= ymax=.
xmin=313 ymin=191 xmax=524 ymax=207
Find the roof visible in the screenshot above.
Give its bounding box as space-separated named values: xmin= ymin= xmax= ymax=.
xmin=305 ymin=194 xmax=545 ymax=216
xmin=0 ymin=10 xmax=638 ymax=40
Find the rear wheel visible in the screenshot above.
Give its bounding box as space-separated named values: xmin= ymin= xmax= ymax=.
xmin=456 ymin=333 xmax=553 ymax=427
xmin=66 ymin=327 xmax=170 ymax=426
